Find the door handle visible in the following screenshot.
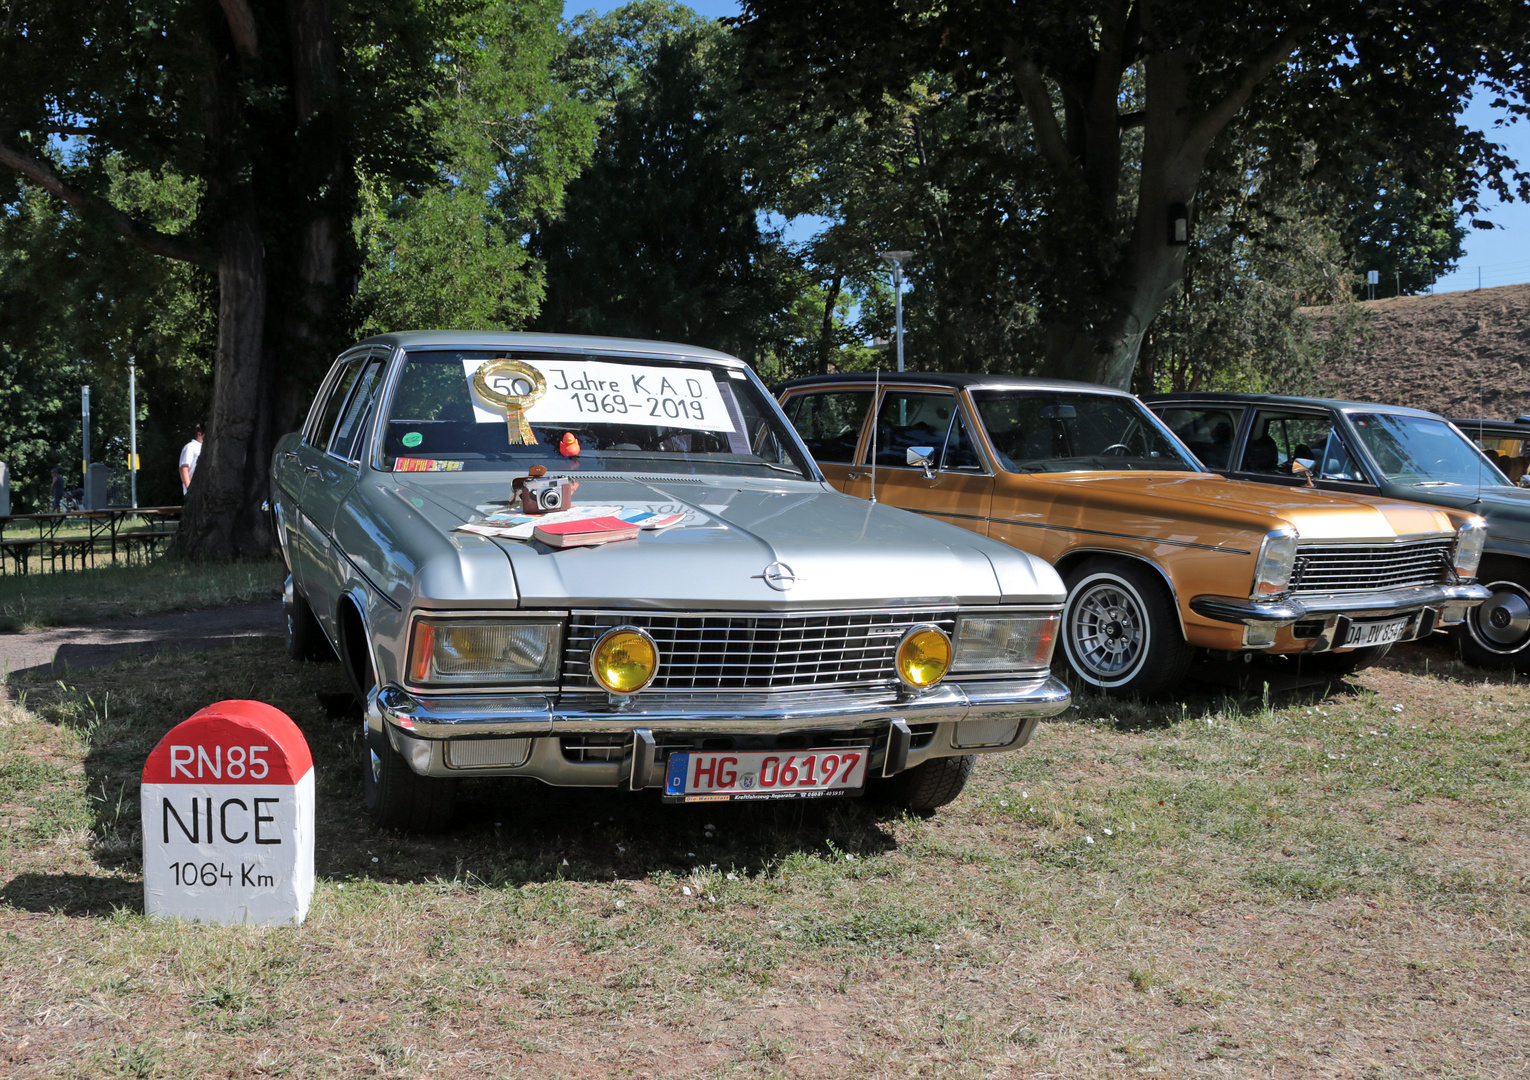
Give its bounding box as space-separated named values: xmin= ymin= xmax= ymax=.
xmin=304 ymin=464 xmax=321 ymax=477
xmin=283 ymin=451 xmax=300 ymax=463
xmin=847 ymin=471 xmax=867 ymax=480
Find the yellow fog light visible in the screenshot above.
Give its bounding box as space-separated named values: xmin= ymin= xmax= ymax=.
xmin=896 ymin=624 xmax=952 ymax=691
xmin=591 ymin=627 xmax=660 ymax=695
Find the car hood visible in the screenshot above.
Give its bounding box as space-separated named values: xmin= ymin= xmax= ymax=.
xmin=400 ymin=474 xmax=1059 ymax=609
xmin=1023 ymin=472 xmax=1458 ymax=541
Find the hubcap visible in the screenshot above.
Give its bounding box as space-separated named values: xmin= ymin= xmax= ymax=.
xmin=1069 ymin=580 xmax=1147 ymax=679
xmin=1472 ymin=581 xmax=1530 ymax=650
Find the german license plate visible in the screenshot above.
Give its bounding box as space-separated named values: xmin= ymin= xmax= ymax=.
xmin=663 ymin=747 xmax=871 ymax=804
xmin=1343 ymin=617 xmax=1409 ymax=648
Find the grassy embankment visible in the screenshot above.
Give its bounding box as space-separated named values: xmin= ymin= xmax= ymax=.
xmin=0 ymin=635 xmax=1526 ymax=1078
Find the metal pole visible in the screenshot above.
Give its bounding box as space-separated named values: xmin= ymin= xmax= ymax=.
xmin=81 ymin=386 xmax=90 ymax=495
xmin=128 ymin=360 xmax=139 ymax=508
xmin=893 ymin=263 xmax=905 ymax=373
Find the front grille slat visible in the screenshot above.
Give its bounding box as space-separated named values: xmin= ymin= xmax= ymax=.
xmin=1291 ymin=539 xmax=1453 ymax=595
xmin=564 ymin=609 xmax=958 ymax=692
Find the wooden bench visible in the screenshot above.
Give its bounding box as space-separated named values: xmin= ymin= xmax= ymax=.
xmin=44 ymin=536 xmax=95 ymax=572
xmin=0 ymin=538 xmax=39 ymax=574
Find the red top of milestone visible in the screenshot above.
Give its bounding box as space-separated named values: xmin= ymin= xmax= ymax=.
xmin=142 ymin=700 xmax=313 ymax=785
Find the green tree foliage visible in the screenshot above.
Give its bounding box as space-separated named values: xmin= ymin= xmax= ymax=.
xmin=533 ymin=3 xmax=800 ymax=365
xmin=1340 ymin=163 xmax=1468 ymax=297
xmin=734 ymin=0 xmax=1530 ymax=389
xmin=0 ymin=0 xmax=453 ymax=556
xmin=354 ymin=0 xmax=599 ymax=334
xmin=0 ymin=160 xmax=212 ymax=512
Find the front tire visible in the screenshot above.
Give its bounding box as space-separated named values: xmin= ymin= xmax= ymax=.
xmin=363 ymin=729 xmax=456 ymax=832
xmin=1454 ymin=558 xmax=1530 ymax=670
xmin=1060 ymin=559 xmax=1192 ymax=696
xmin=874 ymin=754 xmax=975 ymax=814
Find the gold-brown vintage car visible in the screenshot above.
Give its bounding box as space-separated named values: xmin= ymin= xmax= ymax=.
xmin=777 ymin=373 xmax=1490 ymax=696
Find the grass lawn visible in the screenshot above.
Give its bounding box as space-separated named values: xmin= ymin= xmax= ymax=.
xmin=0 ymin=556 xmax=284 ymax=630
xmin=1 ymin=635 xmax=1527 ymax=1078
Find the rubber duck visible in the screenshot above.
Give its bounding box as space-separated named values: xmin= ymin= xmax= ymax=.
xmin=559 ymin=432 xmax=581 ymax=457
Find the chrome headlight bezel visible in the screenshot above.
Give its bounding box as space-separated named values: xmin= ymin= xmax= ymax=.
xmin=950 ymin=613 xmax=1060 ymax=675
xmin=590 ymin=625 xmax=661 ymax=697
xmin=406 ymin=614 xmax=564 ymax=689
xmin=1453 ymin=518 xmax=1488 ymax=580
xmin=1251 ymin=527 xmax=1299 ymax=599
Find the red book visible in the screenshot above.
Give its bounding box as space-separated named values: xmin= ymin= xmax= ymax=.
xmin=532 ymin=516 xmax=641 ymax=548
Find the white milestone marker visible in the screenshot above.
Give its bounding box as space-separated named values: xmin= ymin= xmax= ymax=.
xmin=141 ymin=700 xmax=315 ymax=925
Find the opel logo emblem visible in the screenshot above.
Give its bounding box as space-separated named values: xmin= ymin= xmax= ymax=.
xmin=753 ymin=561 xmax=798 ymax=591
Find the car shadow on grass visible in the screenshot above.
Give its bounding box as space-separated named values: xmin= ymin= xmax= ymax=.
xmin=0 ymin=871 xmax=139 ymax=917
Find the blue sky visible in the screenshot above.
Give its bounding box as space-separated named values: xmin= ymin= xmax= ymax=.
xmin=562 ymin=2 xmax=1527 ymax=293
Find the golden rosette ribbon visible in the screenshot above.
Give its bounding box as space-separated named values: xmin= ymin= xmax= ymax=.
xmin=472 ymin=359 xmax=547 ymax=445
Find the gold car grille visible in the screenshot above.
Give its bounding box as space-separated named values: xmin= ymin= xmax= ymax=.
xmin=1290 ymin=539 xmax=1454 ymax=595
xmin=563 ymin=609 xmax=958 ymax=692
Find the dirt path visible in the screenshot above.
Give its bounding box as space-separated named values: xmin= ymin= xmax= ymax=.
xmin=0 ymin=601 xmax=284 ymax=679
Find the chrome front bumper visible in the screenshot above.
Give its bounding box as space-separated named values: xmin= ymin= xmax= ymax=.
xmin=367 ymin=674 xmax=1071 ymax=785
xmin=1190 ymin=582 xmax=1491 ymax=627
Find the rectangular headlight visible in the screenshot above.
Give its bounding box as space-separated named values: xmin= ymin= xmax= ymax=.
xmin=951 ymin=614 xmax=1058 ymax=674
xmin=1251 ymin=528 xmax=1298 ymax=598
xmin=1453 ymin=518 xmax=1487 ymax=580
xmin=407 ymin=617 xmax=563 ymax=687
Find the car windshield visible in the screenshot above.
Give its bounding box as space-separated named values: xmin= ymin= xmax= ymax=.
xmin=379 ymin=349 xmax=812 ymax=479
xmin=1349 ymin=413 xmax=1511 ymax=487
xmin=970 ymin=390 xmax=1201 ymax=473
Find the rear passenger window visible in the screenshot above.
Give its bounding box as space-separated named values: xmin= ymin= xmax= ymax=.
xmin=306 ymin=357 xmax=367 ymax=449
xmin=1157 ymin=406 xmax=1241 ymax=470
xmin=783 ymin=391 xmax=872 ymax=464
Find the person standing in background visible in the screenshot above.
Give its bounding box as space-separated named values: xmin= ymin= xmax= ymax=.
xmin=50 ymin=467 xmax=64 ymax=510
xmin=179 ymin=424 xmax=203 ymax=494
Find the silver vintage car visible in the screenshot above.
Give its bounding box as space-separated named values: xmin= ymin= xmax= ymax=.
xmin=270 ymin=332 xmax=1070 ymax=829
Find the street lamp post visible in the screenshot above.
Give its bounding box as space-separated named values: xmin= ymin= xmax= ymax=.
xmin=879 ymin=250 xmax=913 ymax=372
xmin=128 ymin=359 xmax=139 ymax=508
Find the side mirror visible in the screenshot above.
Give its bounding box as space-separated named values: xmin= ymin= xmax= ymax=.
xmin=1518 ymin=475 xmax=1530 ymax=489
xmin=1290 ymin=459 xmax=1316 ymax=486
xmin=906 ymin=446 xmax=936 ymax=478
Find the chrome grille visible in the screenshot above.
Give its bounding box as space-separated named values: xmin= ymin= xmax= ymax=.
xmin=1291 ymin=539 xmax=1453 ymax=595
xmin=563 ymin=609 xmax=958 ymax=691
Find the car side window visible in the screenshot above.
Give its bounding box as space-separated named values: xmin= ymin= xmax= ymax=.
xmin=783 ymin=391 xmax=872 ymax=464
xmin=327 ymin=357 xmax=386 ymax=463
xmin=941 ymin=410 xmax=985 ymax=471
xmin=869 ymin=391 xmax=962 ymax=468
xmin=1156 ymin=406 xmax=1241 ymax=470
xmin=306 ymin=357 xmax=367 ymax=449
xmin=1241 ymin=410 xmax=1347 ymax=479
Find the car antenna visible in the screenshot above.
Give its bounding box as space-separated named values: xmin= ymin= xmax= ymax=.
xmin=869 ymin=368 xmax=879 ymax=503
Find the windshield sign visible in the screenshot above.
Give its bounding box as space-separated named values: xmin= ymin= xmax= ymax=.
xmin=1350 ymin=413 xmax=1511 ymax=487
xmin=382 ymin=350 xmax=810 ymax=478
xmin=971 ymin=391 xmax=1200 ymax=474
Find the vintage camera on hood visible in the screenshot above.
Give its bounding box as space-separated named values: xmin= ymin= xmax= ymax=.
xmin=512 ymin=465 xmax=577 ymax=514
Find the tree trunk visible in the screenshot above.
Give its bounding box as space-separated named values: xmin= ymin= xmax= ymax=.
xmin=174 ymin=212 xmax=275 ymax=558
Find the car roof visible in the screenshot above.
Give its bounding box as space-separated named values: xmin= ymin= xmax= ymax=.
xmin=1451 ymin=416 xmax=1530 ymax=430
xmin=1142 ymin=390 xmax=1444 ymax=420
xmin=776 ymin=371 xmax=1128 ymax=395
xmin=355 ymin=330 xmax=746 ymax=366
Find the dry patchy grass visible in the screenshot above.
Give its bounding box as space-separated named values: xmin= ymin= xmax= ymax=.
xmin=0 ymin=557 xmax=284 ymax=631
xmin=1 ymin=634 xmax=1527 ymax=1078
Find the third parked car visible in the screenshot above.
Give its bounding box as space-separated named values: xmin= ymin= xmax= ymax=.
xmin=779 ymin=373 xmax=1490 ymax=696
xmin=1144 ymin=392 xmax=1530 ymax=671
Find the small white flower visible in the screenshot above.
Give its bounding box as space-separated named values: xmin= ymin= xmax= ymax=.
xmin=371 ymin=857 xmax=379 ymax=863
xmin=337 ymin=884 xmax=345 ymax=890
xmin=688 ymin=852 xmax=696 ymax=857
xmin=933 ymin=943 xmax=942 ymax=950
xmin=726 ymin=873 xmax=737 ymax=881
xmin=999 ymin=800 xmax=1009 ymax=807
xmin=682 ymin=886 xmax=693 ymax=896
xmin=1103 ymin=828 xmax=1113 ymax=836
xmin=617 ymin=844 xmax=626 ymax=852
xmin=614 ymin=899 xmax=625 ymax=908
xmin=1392 ymin=704 xmax=1404 ymax=712
xmin=1084 ymin=835 xmax=1095 ymax=844
xmin=1022 ymin=791 xmax=1029 ymax=799
xmin=561 ymin=858 xmax=568 ymax=866
xmin=845 ymin=854 xmax=855 ymax=861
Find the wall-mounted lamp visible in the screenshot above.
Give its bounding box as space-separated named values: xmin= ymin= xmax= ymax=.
xmin=1167 ymin=202 xmax=1190 ymax=246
